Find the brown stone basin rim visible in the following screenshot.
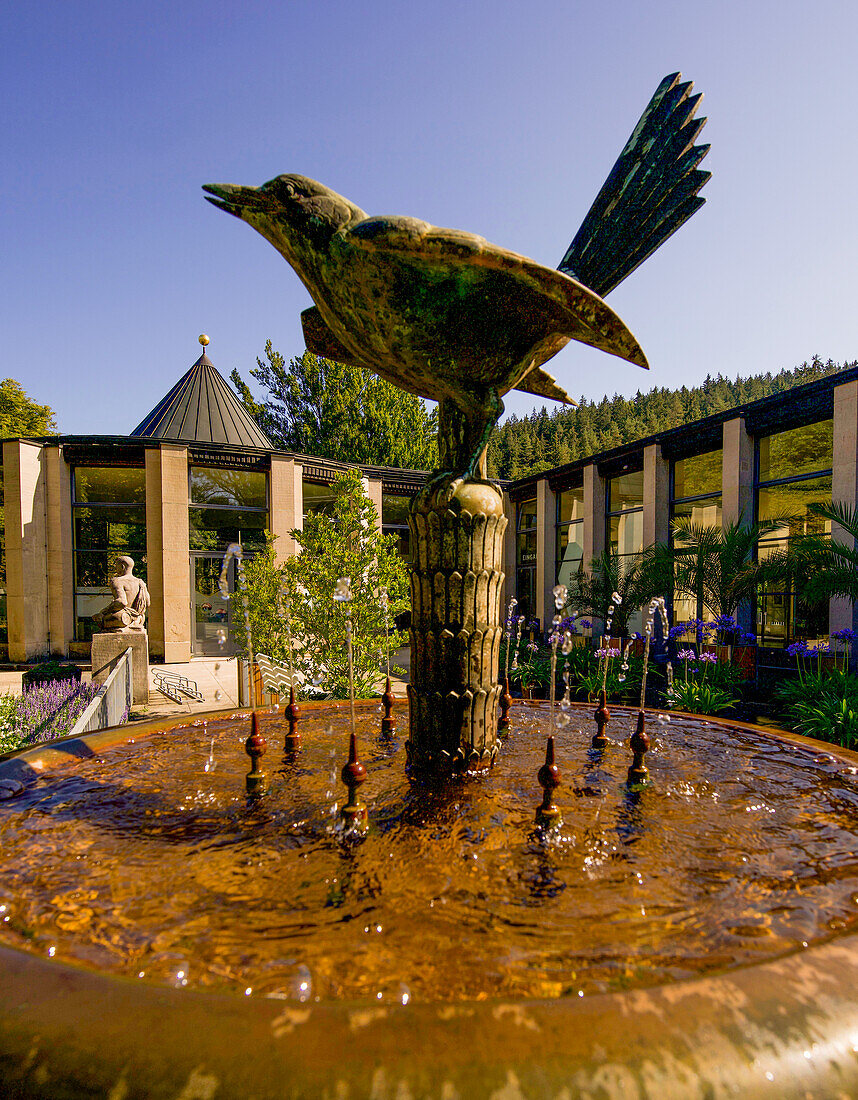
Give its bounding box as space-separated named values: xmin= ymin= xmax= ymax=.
xmin=2 ymin=703 xmax=858 ymax=1098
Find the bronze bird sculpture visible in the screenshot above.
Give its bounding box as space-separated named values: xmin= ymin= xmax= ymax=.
xmin=204 ymin=73 xmax=709 ymax=479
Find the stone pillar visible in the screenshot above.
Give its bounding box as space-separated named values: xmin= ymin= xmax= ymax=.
xmin=145 ymin=444 xmax=191 ymax=663
xmin=364 ymin=476 xmax=384 ymax=533
xmin=721 ymin=417 xmax=754 ymax=527
xmin=830 ymin=380 xmax=858 ymax=646
xmin=643 ymin=443 xmax=670 ymax=549
xmin=536 ymin=477 xmax=555 ymax=631
xmin=3 ymin=441 xmax=49 ymax=661
xmin=269 ymin=456 xmax=303 ymax=561
xmin=407 ymin=478 xmax=507 ymax=772
xmin=45 ymin=445 xmax=74 ymax=656
xmin=583 ymin=462 xmax=606 ymax=635
xmin=721 ymin=416 xmax=756 ymax=635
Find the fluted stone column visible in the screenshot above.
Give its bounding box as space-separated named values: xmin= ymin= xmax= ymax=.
xmin=406 ymin=477 xmax=508 ymax=771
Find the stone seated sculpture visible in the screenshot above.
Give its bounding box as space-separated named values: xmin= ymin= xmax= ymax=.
xmin=91 ymin=556 xmax=150 ymax=704
xmin=92 ymin=555 xmax=150 ymax=634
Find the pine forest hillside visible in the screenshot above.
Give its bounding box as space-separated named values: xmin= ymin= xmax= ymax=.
xmin=487 ymin=357 xmax=856 ymax=481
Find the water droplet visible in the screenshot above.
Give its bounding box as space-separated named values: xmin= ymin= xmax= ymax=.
xmin=244 ymin=987 xmax=253 ymax=996
xmin=618 ymin=674 xmax=626 ymax=683
xmin=47 ymin=945 xmax=56 ymax=958
xmin=555 ymin=713 xmax=571 ymax=728
xmin=216 ymin=629 xmax=227 ymax=647
xmin=214 ymin=690 xmax=222 ymax=702
xmin=291 ymin=964 xmax=312 ymax=1002
xmin=398 ymin=983 xmax=411 ymax=1005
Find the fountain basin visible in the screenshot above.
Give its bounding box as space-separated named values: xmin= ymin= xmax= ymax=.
xmin=2 ymin=702 xmax=858 ymax=1098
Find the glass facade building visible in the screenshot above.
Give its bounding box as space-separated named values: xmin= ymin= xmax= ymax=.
xmin=72 ymin=466 xmax=147 ymax=641
xmin=670 ymin=449 xmax=723 ymax=623
xmin=755 ymin=420 xmax=833 ymax=646
xmin=555 ymin=485 xmax=584 ymax=590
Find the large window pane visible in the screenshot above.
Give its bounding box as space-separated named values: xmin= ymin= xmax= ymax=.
xmin=382 ymin=493 xmax=411 ymax=563
xmin=557 ymin=487 xmax=585 ymax=525
xmin=73 ymin=466 xmax=146 ymax=640
xmin=673 ymin=450 xmax=722 ymax=500
xmin=609 ymin=510 xmax=644 ymax=557
xmin=758 ymin=421 xmax=833 ymax=482
xmin=671 ymin=497 xmax=722 ymax=529
xmin=189 ymin=508 xmax=268 ymax=552
xmin=74 ymin=467 xmax=145 ymax=503
xmin=516 ymin=499 xmax=537 ymax=566
xmin=303 ymin=481 xmax=338 ymax=519
xmin=74 ymin=506 xmax=146 ymax=552
xmin=607 ymin=470 xmax=643 ymax=513
xmin=190 ymin=467 xmax=267 ymax=509
xmin=757 ymin=476 xmax=831 ymax=537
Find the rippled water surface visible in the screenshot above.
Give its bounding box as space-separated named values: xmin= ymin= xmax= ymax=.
xmin=2 ymin=702 xmax=858 ymax=1002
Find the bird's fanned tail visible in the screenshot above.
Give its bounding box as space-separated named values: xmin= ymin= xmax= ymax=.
xmin=558 ymin=73 xmax=710 ymax=299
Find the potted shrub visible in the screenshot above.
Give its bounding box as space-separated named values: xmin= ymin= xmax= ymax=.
xmin=22 ymin=661 xmax=82 ymax=689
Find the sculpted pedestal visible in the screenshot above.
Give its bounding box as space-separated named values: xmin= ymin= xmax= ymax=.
xmin=91 ymin=632 xmax=149 ymax=705
xmin=406 ymin=477 xmax=507 ymax=771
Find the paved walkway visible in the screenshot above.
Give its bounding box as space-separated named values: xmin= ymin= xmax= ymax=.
xmin=0 ymin=648 xmax=410 ymax=726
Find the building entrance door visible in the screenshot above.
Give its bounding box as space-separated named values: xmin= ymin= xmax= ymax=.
xmin=191 ymin=553 xmax=236 ymax=655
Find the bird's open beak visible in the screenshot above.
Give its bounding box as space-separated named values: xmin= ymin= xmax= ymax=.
xmin=202 ymin=183 xmax=267 ymax=218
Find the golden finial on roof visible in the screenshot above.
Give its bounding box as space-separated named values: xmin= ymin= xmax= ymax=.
xmin=199 ymin=334 xmax=210 ymax=346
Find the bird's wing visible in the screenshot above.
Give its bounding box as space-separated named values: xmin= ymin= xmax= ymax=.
xmin=349 ymin=215 xmax=648 ymax=370
xmin=558 ymin=73 xmax=710 ymax=298
xmin=304 ymin=304 xmax=575 ymax=404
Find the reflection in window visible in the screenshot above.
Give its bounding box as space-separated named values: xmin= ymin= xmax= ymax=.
xmin=190 ymin=467 xmax=266 ymax=509
xmin=756 ymin=423 xmax=833 ymax=647
xmin=303 ymin=481 xmax=338 ymax=520
xmin=670 ymin=450 xmax=722 ymax=624
xmin=556 ymin=486 xmax=584 ymax=591
xmin=382 ymin=493 xmax=411 ymax=563
xmin=606 ymin=469 xmax=643 ymax=556
xmin=73 ymin=466 xmax=146 ymax=641
xmin=516 ymin=499 xmax=537 ymax=624
xmin=758 ymin=420 xmax=833 ymax=483
xmin=189 ymin=467 xmax=268 ymax=555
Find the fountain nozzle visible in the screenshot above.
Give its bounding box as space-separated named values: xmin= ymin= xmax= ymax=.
xmin=284 ymin=685 xmax=300 ymax=749
xmin=341 ymin=732 xmax=368 ymax=829
xmin=593 ymin=690 xmax=610 ymax=749
xmin=627 ymin=710 xmax=650 ymax=786
xmin=498 ymin=676 xmax=512 ymax=732
xmin=381 ymin=677 xmax=396 ymax=736
xmin=245 ymin=712 xmax=268 ymax=795
xmin=535 ymin=736 xmax=562 ymax=829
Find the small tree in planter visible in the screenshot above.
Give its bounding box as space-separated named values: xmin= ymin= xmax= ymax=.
xmin=281 ymin=469 xmax=409 ymax=699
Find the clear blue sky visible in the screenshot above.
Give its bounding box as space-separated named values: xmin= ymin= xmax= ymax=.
xmin=2 ymin=0 xmax=856 ymax=435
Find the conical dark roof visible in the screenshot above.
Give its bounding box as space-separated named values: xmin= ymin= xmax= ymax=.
xmin=131 ymin=351 xmax=273 ymax=448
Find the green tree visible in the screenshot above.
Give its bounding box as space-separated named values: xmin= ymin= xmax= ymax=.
xmin=231 ymin=343 xmax=438 ymax=469
xmin=569 ymin=550 xmax=668 ymax=636
xmin=648 ymin=517 xmax=793 ymax=636
xmin=233 ymin=534 xmax=292 ymax=666
xmin=282 ymin=468 xmax=410 ymax=698
xmin=761 ymin=501 xmax=858 ymax=605
xmin=0 ymin=379 xmax=57 ymax=436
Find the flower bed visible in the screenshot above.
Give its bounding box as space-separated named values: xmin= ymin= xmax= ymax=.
xmin=0 ymin=679 xmax=103 ymax=756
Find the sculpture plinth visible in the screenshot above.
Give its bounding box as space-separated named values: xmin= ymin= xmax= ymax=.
xmin=406 ymin=477 xmax=507 ymax=771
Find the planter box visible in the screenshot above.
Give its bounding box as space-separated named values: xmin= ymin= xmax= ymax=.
xmin=22 ymin=665 xmax=82 ymax=689
xmin=730 ymin=645 xmax=757 ymax=681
